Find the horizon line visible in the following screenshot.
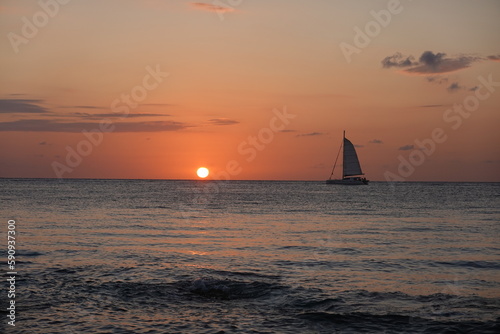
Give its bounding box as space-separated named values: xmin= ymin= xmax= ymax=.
xmin=0 ymin=177 xmax=498 ymax=183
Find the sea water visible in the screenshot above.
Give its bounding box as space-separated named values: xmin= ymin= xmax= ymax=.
xmin=1 ymin=179 xmax=499 ymax=333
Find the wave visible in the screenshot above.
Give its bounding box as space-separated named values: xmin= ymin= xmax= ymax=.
xmin=186 ymin=278 xmax=280 ymax=300
xmin=9 ymin=265 xmax=500 ymax=334
xmin=298 ymin=312 xmax=500 ymax=333
xmin=435 ymin=260 xmax=500 ymax=269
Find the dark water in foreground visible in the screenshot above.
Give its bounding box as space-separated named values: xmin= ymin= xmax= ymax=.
xmin=1 ymin=179 xmax=499 ymax=333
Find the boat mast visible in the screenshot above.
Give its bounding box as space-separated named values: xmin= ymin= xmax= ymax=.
xmin=328 ymin=130 xmax=344 ymax=180
xmin=342 ymin=130 xmax=345 ymax=179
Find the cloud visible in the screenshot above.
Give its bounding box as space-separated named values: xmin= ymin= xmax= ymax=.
xmin=141 ymin=103 xmax=175 ymax=107
xmin=207 ymin=118 xmax=239 ymax=126
xmin=190 ymin=2 xmax=235 ymax=13
xmin=62 ymin=104 xmax=173 ymax=109
xmin=382 ymin=53 xmax=485 ymax=92
xmin=39 ymin=141 xmax=48 ymax=145
xmin=382 ymin=51 xmax=482 ymax=74
xmin=426 ymin=76 xmax=448 ymax=84
xmin=410 ymin=52 xmax=479 ymax=74
xmin=279 ymin=129 xmax=297 ymax=133
xmin=369 ymin=139 xmax=383 ymax=144
xmin=426 ymin=75 xmax=470 ymax=93
xmin=296 ymin=132 xmax=324 ymax=137
xmin=399 ymin=144 xmax=414 ymax=151
xmin=0 ymin=119 xmax=187 ymax=132
xmin=0 ymin=99 xmax=49 ymax=114
xmin=64 ymin=105 xmax=103 ymax=109
xmin=276 ymin=93 xmax=353 ymax=100
xmin=381 ymin=52 xmax=418 ymax=68
xmin=72 ymin=112 xmax=171 ymax=119
xmin=419 ymin=51 xmax=446 ymax=66
xmin=487 ymin=55 xmax=500 ymax=62
xmin=417 ymin=104 xmax=445 ymax=108
xmin=447 ymin=82 xmax=464 ymax=93
xmin=100 ymin=113 xmax=171 ymax=118
xmin=113 ymin=121 xmax=186 ymax=132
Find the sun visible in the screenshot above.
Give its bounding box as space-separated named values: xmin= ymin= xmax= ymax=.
xmin=196 ymin=167 xmax=209 ymax=179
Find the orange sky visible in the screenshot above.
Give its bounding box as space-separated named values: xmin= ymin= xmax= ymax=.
xmin=0 ymin=0 xmax=499 ymax=181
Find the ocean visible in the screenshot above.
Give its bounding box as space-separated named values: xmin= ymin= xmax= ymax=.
xmin=1 ymin=179 xmax=499 ymax=333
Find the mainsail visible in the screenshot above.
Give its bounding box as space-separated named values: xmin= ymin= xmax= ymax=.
xmin=326 ymin=131 xmax=368 ymax=185
xmin=342 ymin=137 xmax=363 ymax=177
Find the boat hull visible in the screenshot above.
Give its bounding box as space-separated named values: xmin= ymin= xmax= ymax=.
xmin=326 ymin=178 xmax=369 ymax=185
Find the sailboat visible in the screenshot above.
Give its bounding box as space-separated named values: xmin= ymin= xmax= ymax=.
xmin=326 ymin=131 xmax=369 ymax=185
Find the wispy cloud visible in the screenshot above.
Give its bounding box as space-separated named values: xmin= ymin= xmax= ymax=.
xmin=296 ymin=132 xmax=324 ymax=137
xmin=141 ymin=103 xmax=175 ymax=107
xmin=0 ymin=99 xmax=49 ymax=114
xmin=399 ymin=144 xmax=414 ymax=151
xmin=426 ymin=76 xmax=448 ymax=84
xmin=190 ymin=2 xmax=235 ymax=13
xmin=0 ymin=119 xmax=187 ymax=132
xmin=417 ymin=104 xmax=445 ymax=108
xmin=62 ymin=104 xmax=173 ymax=110
xmin=369 ymin=139 xmax=383 ymax=144
xmin=276 ymin=93 xmax=353 ymax=100
xmin=72 ymin=112 xmax=171 ymax=119
xmin=487 ymin=55 xmax=500 ymax=62
xmin=63 ymin=105 xmax=103 ymax=109
xmin=206 ymin=118 xmax=239 ymax=126
xmin=447 ymin=82 xmax=464 ymax=93
xmin=425 ymin=76 xmax=470 ymax=93
xmin=382 ymin=51 xmax=482 ymax=75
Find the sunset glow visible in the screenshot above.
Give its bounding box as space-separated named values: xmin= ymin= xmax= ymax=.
xmin=0 ymin=1 xmax=499 ymax=181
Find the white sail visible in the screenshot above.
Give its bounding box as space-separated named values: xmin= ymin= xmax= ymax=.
xmin=342 ymin=138 xmax=363 ymax=177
